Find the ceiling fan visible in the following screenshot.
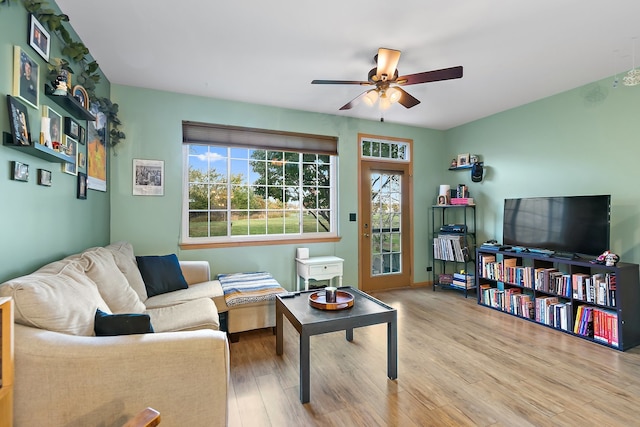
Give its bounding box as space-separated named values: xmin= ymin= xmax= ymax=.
xmin=312 ymin=47 xmax=463 ymax=111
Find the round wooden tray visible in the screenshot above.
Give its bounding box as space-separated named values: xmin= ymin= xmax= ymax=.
xmin=308 ymin=290 xmax=354 ymax=310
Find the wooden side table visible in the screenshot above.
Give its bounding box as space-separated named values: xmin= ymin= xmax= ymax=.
xmin=0 ymin=297 xmax=14 ymax=427
xmin=295 ymin=256 xmax=344 ymax=291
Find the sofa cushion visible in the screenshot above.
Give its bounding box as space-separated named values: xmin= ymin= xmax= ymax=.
xmin=94 ymin=309 xmax=154 ymax=336
xmin=146 ymin=298 xmax=219 ymax=332
xmin=105 ymin=241 xmax=149 ymax=301
xmin=144 ymin=280 xmax=226 ymax=313
xmin=136 ymin=254 xmax=188 ymax=297
xmin=80 ymin=247 xmax=146 ymax=314
xmin=0 ymin=260 xmax=111 ymax=336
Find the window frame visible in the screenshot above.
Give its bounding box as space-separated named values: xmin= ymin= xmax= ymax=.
xmin=180 ymin=122 xmax=339 ymax=247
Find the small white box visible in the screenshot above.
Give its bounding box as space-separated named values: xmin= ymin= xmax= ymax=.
xmin=296 ymin=247 xmax=309 ymax=259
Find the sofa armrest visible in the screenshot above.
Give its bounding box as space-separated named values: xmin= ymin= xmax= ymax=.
xmin=180 ymin=260 xmax=211 ymax=285
xmin=13 ymin=324 xmax=229 ymax=427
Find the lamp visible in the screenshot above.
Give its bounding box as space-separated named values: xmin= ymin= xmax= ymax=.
xmin=386 ymin=87 xmax=402 ymax=103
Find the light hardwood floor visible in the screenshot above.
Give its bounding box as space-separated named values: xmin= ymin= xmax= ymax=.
xmin=227 ymin=287 xmax=640 ymax=426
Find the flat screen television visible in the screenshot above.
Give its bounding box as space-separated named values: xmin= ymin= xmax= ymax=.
xmin=503 ymin=195 xmax=611 ymax=257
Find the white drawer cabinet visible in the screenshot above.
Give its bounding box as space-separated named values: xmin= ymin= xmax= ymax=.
xmin=295 ymin=256 xmax=344 ymax=291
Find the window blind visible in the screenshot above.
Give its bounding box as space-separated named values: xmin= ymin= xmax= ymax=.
xmin=182 ymin=121 xmax=338 ymax=155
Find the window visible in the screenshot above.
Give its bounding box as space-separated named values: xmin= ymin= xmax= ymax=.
xmin=182 ymin=122 xmax=338 ymax=245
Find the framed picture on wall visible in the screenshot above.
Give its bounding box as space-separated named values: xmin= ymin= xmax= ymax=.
xmin=38 ymin=169 xmax=52 ymax=186
xmin=11 ymin=161 xmax=29 ymax=182
xmin=77 ymin=172 xmax=88 ymax=199
xmin=12 ymin=46 xmax=39 ymax=109
xmin=64 ymin=117 xmax=80 ymax=140
xmin=133 ymin=159 xmax=164 ymax=196
xmin=29 ymin=14 xmax=50 ymax=61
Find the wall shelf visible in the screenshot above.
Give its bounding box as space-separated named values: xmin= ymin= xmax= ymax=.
xmin=44 ymin=85 xmax=95 ymax=121
xmin=3 ymin=132 xmax=75 ymax=164
xmin=448 ymin=165 xmax=473 ymax=170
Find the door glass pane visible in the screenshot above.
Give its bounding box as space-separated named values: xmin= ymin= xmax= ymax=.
xmin=370 ymin=171 xmax=403 ymax=276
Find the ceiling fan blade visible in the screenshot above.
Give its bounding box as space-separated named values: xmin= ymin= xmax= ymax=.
xmin=398 ymin=66 xmax=463 ymax=86
xmin=396 ymin=87 xmax=421 ymax=108
xmin=312 ymin=79 xmax=370 ymax=85
xmin=339 ymin=91 xmax=368 ymax=110
xmin=375 ymin=48 xmax=401 ymax=80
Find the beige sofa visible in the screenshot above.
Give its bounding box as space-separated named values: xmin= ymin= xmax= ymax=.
xmin=0 ymin=242 xmax=229 ymax=427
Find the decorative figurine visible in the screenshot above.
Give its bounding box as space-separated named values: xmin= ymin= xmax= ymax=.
xmin=605 ymin=252 xmax=620 ymax=267
xmin=591 ymin=250 xmax=619 ymax=266
xmin=53 ymin=70 xmax=69 ymax=95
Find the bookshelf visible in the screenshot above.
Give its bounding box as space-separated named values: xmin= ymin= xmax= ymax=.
xmin=0 ymin=297 xmax=14 ymax=427
xmin=431 ymin=204 xmax=476 ymax=297
xmin=476 ymin=249 xmax=640 ymax=351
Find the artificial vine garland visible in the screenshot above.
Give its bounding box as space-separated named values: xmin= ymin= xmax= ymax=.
xmin=2 ymin=0 xmax=125 ymax=147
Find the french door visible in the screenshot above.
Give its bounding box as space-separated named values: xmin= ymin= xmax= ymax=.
xmin=359 ymin=160 xmax=412 ymax=292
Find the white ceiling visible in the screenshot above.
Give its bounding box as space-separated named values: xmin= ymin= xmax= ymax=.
xmin=55 ymin=0 xmax=640 ymax=130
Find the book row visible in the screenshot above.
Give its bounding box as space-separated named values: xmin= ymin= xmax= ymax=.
xmin=478 ymin=253 xmax=617 ymax=306
xmin=479 ymin=285 xmax=620 ymax=346
xmin=574 ymin=305 xmax=619 ymax=346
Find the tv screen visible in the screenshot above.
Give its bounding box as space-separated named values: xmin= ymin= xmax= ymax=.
xmin=503 ymin=195 xmax=611 ymax=256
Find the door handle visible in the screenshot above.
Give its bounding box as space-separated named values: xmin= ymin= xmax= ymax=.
xmin=363 ymin=233 xmax=370 ymax=238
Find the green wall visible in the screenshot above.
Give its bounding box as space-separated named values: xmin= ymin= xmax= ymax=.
xmin=109 ymin=85 xmax=445 ymax=289
xmin=0 ymin=3 xmax=110 ymax=282
xmin=445 ymin=80 xmax=640 ymax=263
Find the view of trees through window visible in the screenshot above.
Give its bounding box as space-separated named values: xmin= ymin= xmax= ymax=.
xmin=185 ymin=145 xmax=334 ymax=239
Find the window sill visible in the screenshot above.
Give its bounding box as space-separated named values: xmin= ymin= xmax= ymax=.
xmin=179 ymin=235 xmax=341 ymax=250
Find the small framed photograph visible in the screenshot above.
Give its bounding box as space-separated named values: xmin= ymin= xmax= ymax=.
xmin=457 ymin=153 xmax=470 ymax=167
xmin=78 ymin=151 xmax=86 ymax=169
xmin=13 ymin=46 xmax=39 ymax=109
xmin=29 ymin=14 xmax=50 ymax=61
xmin=77 ymin=172 xmax=88 ymax=199
xmin=11 ymin=161 xmax=29 ymax=182
xmin=6 ymin=95 xmax=31 ymax=146
xmin=437 ymin=194 xmax=449 ymax=206
xmin=38 ymin=169 xmax=52 ymax=186
xmin=64 ymin=117 xmax=80 ymax=139
xmin=72 ymin=85 xmax=89 ymax=110
xmin=133 ymin=159 xmax=164 ymax=196
xmin=78 ymin=125 xmax=86 ymax=144
xmin=62 ymin=135 xmax=78 ymax=175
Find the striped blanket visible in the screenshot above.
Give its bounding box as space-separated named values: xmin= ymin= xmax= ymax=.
xmin=217 ymin=272 xmax=286 ymax=307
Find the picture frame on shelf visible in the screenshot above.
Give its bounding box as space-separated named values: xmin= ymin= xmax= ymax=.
xmin=72 ymin=85 xmax=89 ymax=110
xmin=11 ymin=161 xmax=29 ymax=182
xmin=38 ymin=169 xmax=52 ymax=186
xmin=457 ymin=153 xmax=470 ymax=167
xmin=133 ymin=159 xmax=164 ymax=196
xmin=42 ymin=105 xmax=63 ymax=150
xmin=77 ymin=172 xmax=87 ymax=199
xmin=28 ymin=14 xmax=50 ymax=61
xmin=6 ymin=95 xmax=32 ymax=146
xmin=62 ymin=135 xmax=78 ymax=175
xmin=64 ymin=116 xmax=80 ymax=140
xmin=12 ymin=46 xmax=39 ymax=108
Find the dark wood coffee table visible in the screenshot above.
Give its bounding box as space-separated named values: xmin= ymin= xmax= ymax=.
xmin=276 ymin=286 xmax=397 ymax=403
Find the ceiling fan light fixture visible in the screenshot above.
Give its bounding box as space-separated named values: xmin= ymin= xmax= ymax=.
xmin=387 ymin=87 xmax=402 ymax=103
xmin=379 ymin=95 xmax=392 ymax=110
xmin=363 ymin=89 xmax=379 ymax=106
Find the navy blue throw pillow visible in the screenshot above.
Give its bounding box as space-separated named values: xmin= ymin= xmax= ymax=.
xmin=136 ymin=254 xmax=189 ymax=297
xmin=94 ymin=309 xmax=154 ymax=336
